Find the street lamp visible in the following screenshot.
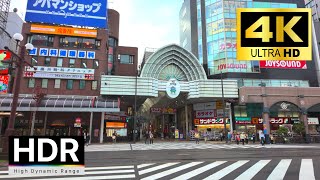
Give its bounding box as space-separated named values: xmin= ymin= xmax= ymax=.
xmin=1 ymin=33 xmax=34 ymax=153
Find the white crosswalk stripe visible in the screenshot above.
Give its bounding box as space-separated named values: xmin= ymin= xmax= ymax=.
xmin=85 ymin=142 xmax=319 ymax=152
xmin=0 ymin=158 xmax=318 ymax=179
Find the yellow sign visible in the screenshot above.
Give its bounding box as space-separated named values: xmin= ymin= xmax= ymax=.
xmin=237 ymin=8 xmax=312 ymax=61
xmin=30 ymin=24 xmax=98 ymax=38
xmin=216 ymin=101 xmax=223 ymax=109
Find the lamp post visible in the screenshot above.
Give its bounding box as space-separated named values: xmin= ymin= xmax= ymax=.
xmin=220 ymin=71 xmax=228 ymax=143
xmin=133 ymin=69 xmax=138 ymax=143
xmin=1 ymin=33 xmax=34 ymax=153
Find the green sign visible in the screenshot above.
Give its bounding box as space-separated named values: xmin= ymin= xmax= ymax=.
xmin=235 ymin=117 xmax=251 ymax=121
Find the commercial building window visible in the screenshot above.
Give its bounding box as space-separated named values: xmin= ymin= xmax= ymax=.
xmin=251 ymin=61 xmax=260 ymax=72
xmin=41 ymin=79 xmax=48 ymax=88
xmin=57 ymin=58 xmax=63 ymax=67
xmin=69 ymin=59 xmax=75 ymax=68
xmin=79 ymin=80 xmax=86 ymax=89
xmin=28 ymin=34 xmax=54 ymax=47
xmin=81 ymin=59 xmax=87 ymax=68
xmin=28 ymin=78 xmax=35 ymax=88
xmin=60 ymin=37 xmax=79 ymax=48
xmin=66 ymin=80 xmax=73 ymax=89
xmin=54 ymin=79 xmax=61 ymax=88
xmin=92 ymin=80 xmax=98 ymax=90
xmin=44 ymin=57 xmax=51 ymax=66
xmin=119 ymin=54 xmax=134 ymax=64
xmin=31 ymin=56 xmax=38 ymax=66
xmin=81 ymin=38 xmax=95 ymax=49
xmin=93 ymin=60 xmax=99 ymax=69
xmin=234 ymin=106 xmax=247 ymax=117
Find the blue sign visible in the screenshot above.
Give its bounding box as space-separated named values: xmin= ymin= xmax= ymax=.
xmin=25 ymin=0 xmax=108 ymax=28
xmin=49 ymin=49 xmax=58 ymax=57
xmin=59 ymin=49 xmax=67 ymax=57
xmin=68 ymin=50 xmax=77 ymax=58
xmin=78 ymin=51 xmax=86 ymax=58
xmin=87 ymin=51 xmax=95 ymax=59
xmin=29 ymin=48 xmax=38 ymax=56
xmin=39 ymin=48 xmax=49 ymax=56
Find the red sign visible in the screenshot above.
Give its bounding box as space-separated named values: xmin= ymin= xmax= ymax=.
xmin=0 ymin=75 xmax=9 ymax=94
xmin=194 ymin=118 xmax=225 ymax=125
xmin=259 ymin=60 xmax=307 ymax=69
xmin=75 ymin=118 xmax=81 ymax=123
xmin=195 ymin=110 xmax=215 ymax=118
xmin=0 ymin=50 xmax=11 ymax=75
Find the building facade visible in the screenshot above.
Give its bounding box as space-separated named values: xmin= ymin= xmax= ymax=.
xmin=179 ymin=0 xmax=320 ymax=141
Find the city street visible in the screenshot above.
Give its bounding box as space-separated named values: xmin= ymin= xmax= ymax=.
xmin=0 ymin=142 xmax=320 ymax=179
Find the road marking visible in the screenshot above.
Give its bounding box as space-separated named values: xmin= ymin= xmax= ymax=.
xmin=23 ymin=174 xmax=136 ymax=180
xmin=138 ymin=162 xmax=179 ymax=175
xmin=267 ymin=159 xmax=292 ymax=180
xmin=0 ymin=171 xmax=7 ymax=174
xmin=85 ymin=166 xmax=134 ymax=170
xmin=203 ymin=160 xmax=249 ymax=180
xmin=86 ymin=169 xmax=134 ymax=174
xmin=141 ymin=162 xmax=203 ymax=180
xmin=171 ymin=161 xmax=226 ymax=180
xmin=137 ymin=163 xmax=155 ymax=169
xmin=235 ymin=160 xmax=271 ymax=180
xmin=299 ymin=159 xmax=315 ymax=180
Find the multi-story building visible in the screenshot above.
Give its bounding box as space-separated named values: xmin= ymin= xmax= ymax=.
xmin=0 ymin=9 xmax=138 ymax=143
xmin=180 ymin=0 xmax=320 ymax=141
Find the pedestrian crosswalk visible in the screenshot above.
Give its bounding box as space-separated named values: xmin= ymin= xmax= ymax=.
xmin=85 ymin=142 xmax=319 ymax=152
xmin=0 ymin=158 xmax=318 ymax=179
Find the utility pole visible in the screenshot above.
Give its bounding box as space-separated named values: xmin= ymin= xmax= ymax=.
xmin=221 ymin=71 xmax=228 ymax=143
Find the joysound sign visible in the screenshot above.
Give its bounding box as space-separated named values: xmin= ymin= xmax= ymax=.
xmin=166 ymin=78 xmax=181 ymax=99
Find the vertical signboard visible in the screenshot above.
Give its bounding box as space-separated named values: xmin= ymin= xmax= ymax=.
xmin=0 ymin=50 xmax=10 ymax=75
xmin=25 ymin=0 xmax=108 ymax=28
xmin=0 ymin=75 xmax=9 ymax=94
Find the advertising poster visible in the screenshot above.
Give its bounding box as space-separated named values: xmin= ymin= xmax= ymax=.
xmin=0 ymin=75 xmax=9 ymax=94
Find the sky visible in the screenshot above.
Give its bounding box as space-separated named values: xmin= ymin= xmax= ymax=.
xmin=9 ymin=0 xmax=184 ymax=63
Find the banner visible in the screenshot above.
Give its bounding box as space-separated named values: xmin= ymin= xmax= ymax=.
xmin=26 ymin=0 xmax=107 ymax=28
xmin=0 ymin=50 xmax=10 ymax=75
xmin=30 ymin=24 xmax=97 ymax=38
xmin=195 ymin=110 xmax=215 ymax=118
xmin=0 ymin=75 xmax=9 ymax=94
xmin=259 ymin=60 xmax=307 ymax=69
xmin=24 ymin=72 xmax=94 ymax=80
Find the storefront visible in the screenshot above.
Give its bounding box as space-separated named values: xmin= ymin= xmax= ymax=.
xmin=235 ymin=117 xmax=263 ymax=135
xmin=308 ymin=117 xmax=320 ymax=135
xmin=104 ymin=112 xmax=128 ymax=141
xmin=194 ymin=118 xmax=230 ymax=133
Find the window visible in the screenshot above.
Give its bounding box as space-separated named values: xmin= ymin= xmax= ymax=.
xmin=69 ymin=59 xmax=75 ymax=68
xmin=251 ymin=61 xmax=260 ymax=72
xmin=81 ymin=59 xmax=87 ymax=68
xmin=81 ymin=38 xmax=95 ymax=49
xmin=95 ymin=40 xmax=101 ymax=49
xmin=119 ymin=55 xmax=134 ymax=64
xmin=54 ymin=79 xmax=61 ymax=88
xmin=57 ymin=58 xmax=63 ymax=67
xmin=79 ymin=80 xmax=86 ymax=89
xmin=41 ymin=79 xmax=48 ymax=88
xmin=66 ymin=80 xmax=73 ymax=89
xmin=234 ymin=106 xmax=247 ymax=117
xmin=92 ymin=81 xmax=98 ymax=90
xmin=44 ymin=57 xmax=51 ymax=66
xmin=28 ymin=34 xmax=54 ymax=46
xmin=28 ymin=78 xmax=35 ymax=88
xmin=93 ymin=60 xmax=99 ymax=69
xmin=60 ymin=37 xmax=79 ymax=48
xmin=31 ymin=56 xmax=38 ymax=66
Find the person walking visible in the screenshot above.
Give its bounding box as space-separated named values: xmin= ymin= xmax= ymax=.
xmin=220 ymin=132 xmax=224 ymax=141
xmin=112 ymin=131 xmax=117 ymax=143
xmin=83 ymin=130 xmax=87 ymax=146
xmin=149 ymin=131 xmax=154 ymax=144
xmin=259 ymin=131 xmax=265 ymax=146
xmin=240 ymin=132 xmax=245 ymax=145
xmin=245 ymin=133 xmax=249 ymax=144
xmin=227 ymin=131 xmax=232 ymax=143
xmin=235 ymin=133 xmax=240 ymax=145
xmin=252 ymin=133 xmax=256 ymax=144
xmin=195 ymin=131 xmax=200 ymax=144
xmin=86 ymin=132 xmax=90 ymax=146
xmin=204 ymin=131 xmax=208 ymax=143
xmin=144 ymin=130 xmax=149 ymax=144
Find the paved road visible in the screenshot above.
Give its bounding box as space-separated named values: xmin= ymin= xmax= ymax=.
xmin=1 ymin=143 xmax=319 ymax=179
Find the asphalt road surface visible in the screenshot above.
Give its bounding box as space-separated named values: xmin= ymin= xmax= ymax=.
xmin=1 ymin=143 xmax=319 ymax=180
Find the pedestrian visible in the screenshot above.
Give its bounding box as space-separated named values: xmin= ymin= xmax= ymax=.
xmin=86 ymin=133 xmax=90 ymax=146
xmin=83 ymin=130 xmax=87 ymax=146
xmin=149 ymin=131 xmax=154 ymax=144
xmin=245 ymin=133 xmax=249 ymax=144
xmin=252 ymin=133 xmax=256 ymax=144
xmin=204 ymin=131 xmax=208 ymax=143
xmin=220 ymin=132 xmax=223 ymax=141
xmin=112 ymin=131 xmax=117 ymax=143
xmin=235 ymin=133 xmax=240 ymax=145
xmin=227 ymin=131 xmax=232 ymax=143
xmin=195 ymin=131 xmax=200 ymax=144
xmin=240 ymin=132 xmax=245 ymax=145
xmin=270 ymin=134 xmax=274 ymax=144
xmin=259 ymin=131 xmax=265 ymax=146
xmin=144 ymin=130 xmax=149 ymax=144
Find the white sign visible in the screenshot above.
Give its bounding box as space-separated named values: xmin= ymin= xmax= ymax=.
xmin=166 ymin=78 xmax=181 ymax=99
xmin=193 ymin=102 xmax=216 ymax=110
xmin=195 ymin=110 xmax=215 ymax=118
xmin=25 ymin=66 xmax=95 ymax=75
xmin=31 ymin=48 xmax=96 ymax=59
xmin=308 ymin=117 xmax=319 ymax=125
xmin=24 ymin=72 xmax=94 ymax=80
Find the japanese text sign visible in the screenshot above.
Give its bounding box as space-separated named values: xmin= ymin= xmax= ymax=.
xmin=26 ymin=0 xmax=108 ymax=28
xmin=30 ymin=24 xmax=97 ymax=38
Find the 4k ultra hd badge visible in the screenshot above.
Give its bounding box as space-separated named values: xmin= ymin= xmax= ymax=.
xmin=236 ymin=8 xmax=312 ymax=61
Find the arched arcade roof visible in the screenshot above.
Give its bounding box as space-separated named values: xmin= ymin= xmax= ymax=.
xmin=140 ymin=44 xmax=207 ymax=81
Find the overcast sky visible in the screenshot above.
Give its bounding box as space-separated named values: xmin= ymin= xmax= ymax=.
xmin=9 ymin=0 xmax=183 ymax=63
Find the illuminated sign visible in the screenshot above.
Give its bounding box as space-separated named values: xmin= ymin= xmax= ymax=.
xmin=194 ymin=118 xmax=226 ymax=125
xmin=30 ymin=24 xmax=98 ymax=38
xmin=24 ymin=72 xmax=94 ymax=80
xmin=28 ymin=48 xmax=95 ymax=59
xmin=106 ymin=122 xmax=126 ymax=128
xmin=237 ymin=8 xmax=312 ymax=61
xmin=25 ymin=66 xmax=95 ymax=75
xmin=0 ymin=75 xmax=9 ymax=94
xmin=26 ymin=0 xmax=107 ymax=28
xmin=259 ymin=60 xmax=307 ymax=69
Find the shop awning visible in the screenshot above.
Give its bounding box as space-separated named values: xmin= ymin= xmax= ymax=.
xmin=0 ymin=95 xmax=120 ymax=112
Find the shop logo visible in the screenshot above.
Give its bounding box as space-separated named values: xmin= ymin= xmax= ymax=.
xmin=280 ymin=102 xmax=290 ymax=110
xmin=9 ymin=136 xmax=84 ymax=177
xmin=236 ymin=8 xmax=311 ymax=61
xmin=166 ymin=78 xmax=181 ymax=99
